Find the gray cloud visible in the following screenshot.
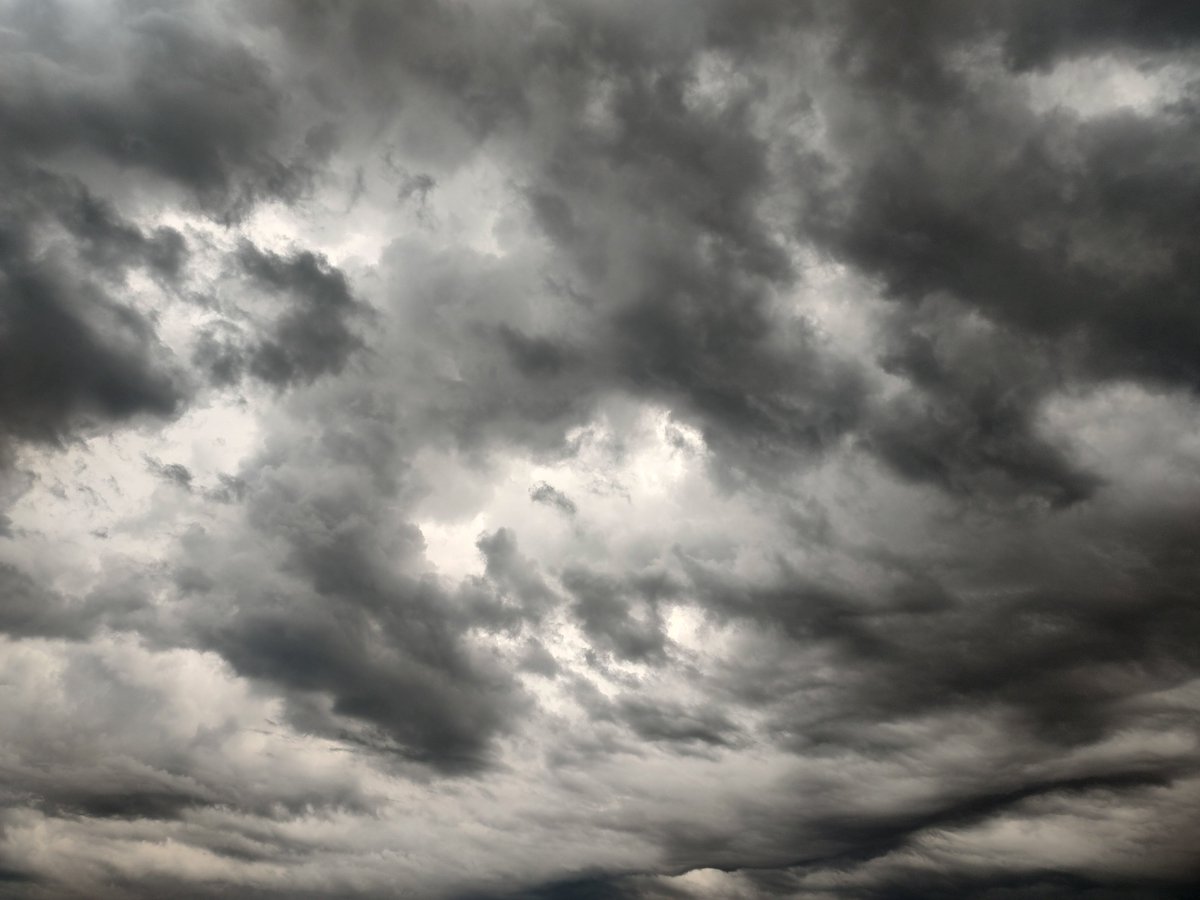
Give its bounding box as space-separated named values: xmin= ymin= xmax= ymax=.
xmin=562 ymin=567 xmax=672 ymax=666
xmin=0 ymin=0 xmax=314 ymax=219
xmin=530 ymin=481 xmax=577 ymax=516
xmin=175 ymin=428 xmax=530 ymax=773
xmin=234 ymin=242 xmax=366 ymax=388
xmin=0 ymin=162 xmax=185 ymax=468
xmin=2 ymin=2 xmax=1199 ymax=898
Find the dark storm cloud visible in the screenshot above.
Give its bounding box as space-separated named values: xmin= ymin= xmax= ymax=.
xmin=265 ymin=0 xmax=869 ymax=483
xmin=565 ymin=677 xmax=742 ymax=751
xmin=513 ymin=31 xmax=870 ymax=484
xmin=368 ymin=238 xmax=598 ymax=460
xmin=682 ymin=493 xmax=1200 ymax=753
xmin=0 ymin=0 xmax=314 ymax=220
xmin=801 ymin=1 xmax=1200 ymax=502
xmin=497 ymin=325 xmax=572 ymax=378
xmin=624 ymin=770 xmax=1200 ymax=900
xmin=3 ymin=2 xmax=1200 ymax=899
xmin=811 ymin=102 xmax=1200 ymax=388
xmin=0 ymin=0 xmax=339 ymax=473
xmin=235 ymin=242 xmax=365 ymax=387
xmin=207 ymin=599 xmax=519 ymax=772
xmin=476 ymin=528 xmax=558 ymax=621
xmin=29 ymin=170 xmax=189 ymax=283
xmin=151 ymin=4 xmax=1200 ymax=893
xmin=998 ymin=0 xmax=1200 ymax=69
xmin=191 ymin=327 xmax=246 ymax=389
xmin=562 ymin=567 xmax=671 ymax=666
xmin=865 ymin=301 xmax=1101 ymax=506
xmin=0 ymin=560 xmax=162 ymax=643
xmin=0 ymin=564 xmax=96 ymax=640
xmin=0 ymin=163 xmax=185 ymax=468
xmin=36 ymin=787 xmax=208 ymax=823
xmin=188 ymin=538 xmax=527 ymax=773
xmin=167 ymin=385 xmax=530 ymax=774
xmin=190 ymin=242 xmax=367 ymax=391
xmin=0 ymin=253 xmax=181 ymax=464
xmin=610 ymin=697 xmax=740 ymax=749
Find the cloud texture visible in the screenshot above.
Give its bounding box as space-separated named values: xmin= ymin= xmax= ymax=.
xmin=1 ymin=2 xmax=1199 ymax=897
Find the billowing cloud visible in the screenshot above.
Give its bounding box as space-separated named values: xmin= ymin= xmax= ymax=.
xmin=1 ymin=2 xmax=1199 ymax=898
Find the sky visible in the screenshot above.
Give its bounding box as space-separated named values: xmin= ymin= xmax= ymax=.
xmin=1 ymin=1 xmax=1199 ymax=898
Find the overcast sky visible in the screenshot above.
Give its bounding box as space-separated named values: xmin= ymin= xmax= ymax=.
xmin=1 ymin=1 xmax=1199 ymax=898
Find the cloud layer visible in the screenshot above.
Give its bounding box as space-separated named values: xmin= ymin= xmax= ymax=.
xmin=1 ymin=2 xmax=1199 ymax=898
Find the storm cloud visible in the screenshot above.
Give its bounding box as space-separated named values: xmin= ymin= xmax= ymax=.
xmin=1 ymin=2 xmax=1199 ymax=898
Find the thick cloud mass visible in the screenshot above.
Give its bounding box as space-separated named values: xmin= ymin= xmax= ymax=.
xmin=2 ymin=2 xmax=1199 ymax=898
